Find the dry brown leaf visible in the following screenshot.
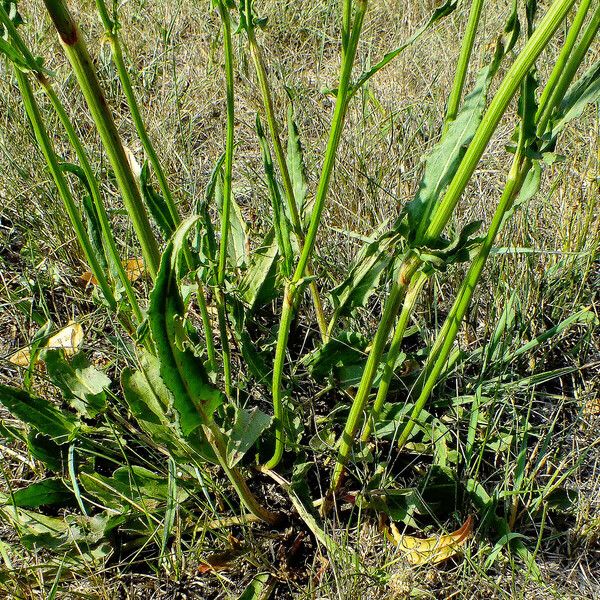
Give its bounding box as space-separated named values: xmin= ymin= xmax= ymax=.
xmin=81 ymin=258 xmax=146 ymax=286
xmin=198 ymin=536 xmax=247 ymax=574
xmin=388 ymin=515 xmax=473 ymax=565
xmin=583 ymin=396 xmax=600 ymax=417
xmin=9 ymin=322 xmax=84 ymax=367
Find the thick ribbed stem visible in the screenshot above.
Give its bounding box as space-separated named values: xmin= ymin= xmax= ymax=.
xmin=43 ymin=0 xmax=161 ymax=279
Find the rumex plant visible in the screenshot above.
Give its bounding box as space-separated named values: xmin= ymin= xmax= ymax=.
xmin=0 ymin=0 xmax=598 ymax=588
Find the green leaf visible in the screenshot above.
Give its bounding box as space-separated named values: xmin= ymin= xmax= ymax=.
xmin=238 ymin=572 xmax=272 ymax=600
xmin=546 ymin=59 xmax=600 ymax=146
xmin=285 ymin=100 xmax=309 ymax=223
xmin=225 ymin=406 xmax=272 ymax=468
xmin=43 ymin=350 xmax=109 ymax=419
xmin=227 ymin=299 xmax=272 ymax=383
xmin=60 ymin=162 xmax=108 ymax=271
xmin=0 ymin=384 xmax=79 ymax=444
xmin=329 ymin=227 xmax=403 ymax=321
xmin=148 ymin=217 xmax=224 ymax=438
xmin=412 ymin=220 xmax=484 ymax=273
xmin=194 ymin=154 xmax=222 ymax=265
xmin=122 ymin=352 xmax=217 ymax=462
xmin=256 ymin=114 xmax=293 ymax=275
xmin=545 ymin=487 xmax=579 ymax=512
xmin=503 ymin=0 xmax=521 ymax=53
xmin=502 ymin=307 xmax=596 ymax=364
xmin=238 ymin=228 xmax=280 ymax=310
xmin=0 ymin=36 xmax=29 ymax=70
xmin=0 ymin=505 xmax=70 ymax=550
xmin=9 ymin=479 xmax=73 ymax=508
xmin=499 ymin=160 xmax=542 ymax=229
xmin=140 ymin=162 xmax=177 ymax=239
xmin=216 ymin=171 xmax=248 ymax=268
xmin=121 ymin=355 xmax=176 ymax=445
xmin=1 ymin=1 xmax=24 ymax=35
xmin=466 ymin=478 xmax=541 ymax=579
xmin=407 ymin=43 xmax=503 ymax=241
xmin=304 ymin=331 xmax=368 ymax=381
xmin=80 ymin=466 xmax=187 ymax=512
xmin=26 ymin=431 xmax=64 ymax=471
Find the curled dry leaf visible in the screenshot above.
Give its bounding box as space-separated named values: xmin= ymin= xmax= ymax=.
xmin=81 ymin=258 xmax=146 ymax=286
xmin=388 ymin=515 xmax=473 ymax=565
xmin=9 ymin=322 xmax=84 ymax=367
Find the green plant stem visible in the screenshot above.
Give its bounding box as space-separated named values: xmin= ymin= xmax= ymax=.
xmin=420 ymin=0 xmax=577 ymax=244
xmin=360 ymin=271 xmax=428 ymax=442
xmin=265 ymin=0 xmax=368 ymax=470
xmin=215 ymin=0 xmax=235 ymax=396
xmin=397 ymin=159 xmax=531 ymax=449
xmin=0 ymin=6 xmax=142 ymax=325
xmin=94 ymin=0 xmax=181 ymax=228
xmin=203 ymin=422 xmax=282 ymax=526
xmin=443 ymin=0 xmax=484 ymax=134
xmin=265 ymin=282 xmax=295 ymax=470
xmin=43 ymin=0 xmax=161 ymax=279
xmin=94 ymin=0 xmax=218 ymax=362
xmin=215 ymin=289 xmax=232 ymax=397
xmin=13 ymin=69 xmax=116 ymax=312
xmin=41 ymin=82 xmax=144 ymax=325
xmin=329 ymin=256 xmax=419 ymax=490
xmin=216 ymin=1 xmax=234 ymax=289
xmin=330 ymin=0 xmax=576 ymax=490
xmin=245 ymin=15 xmax=328 ymax=341
xmin=341 ymin=0 xmax=353 ymax=57
xmin=400 ymin=14 xmax=599 ymax=447
xmin=536 ymin=3 xmax=600 ymax=135
xmin=536 ymin=0 xmax=592 ymax=126
xmin=293 ymin=4 xmax=367 ymax=281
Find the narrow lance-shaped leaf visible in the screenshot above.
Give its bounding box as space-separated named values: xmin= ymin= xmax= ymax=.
xmin=545 ymin=59 xmax=600 ymax=146
xmin=215 ymin=170 xmax=248 ymax=268
xmin=328 ymin=227 xmax=403 ymax=322
xmin=407 ymin=42 xmax=504 ymax=242
xmin=10 ymin=478 xmax=73 ymax=508
xmin=148 ymin=217 xmax=224 ymax=437
xmin=256 ymin=114 xmax=293 ymax=275
xmin=238 ymin=227 xmax=280 ymax=310
xmin=194 ymin=153 xmax=222 ymax=265
xmin=225 ymin=405 xmax=272 ymax=468
xmin=140 ymin=162 xmax=177 ymax=239
xmin=285 ymin=101 xmax=309 ymax=223
xmin=60 ymin=162 xmax=109 ymax=271
xmin=0 ymin=384 xmax=79 ymax=444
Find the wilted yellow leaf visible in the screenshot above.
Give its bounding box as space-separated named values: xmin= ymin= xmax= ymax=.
xmin=8 ymin=348 xmax=31 ymax=367
xmin=388 ymin=515 xmax=473 ymax=565
xmin=81 ymin=258 xmax=146 ymax=286
xmin=8 ymin=322 xmax=84 ymax=367
xmin=123 ymin=258 xmax=145 ymax=282
xmin=46 ymin=322 xmax=83 ymax=356
xmin=123 ymin=145 xmax=142 ymax=179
